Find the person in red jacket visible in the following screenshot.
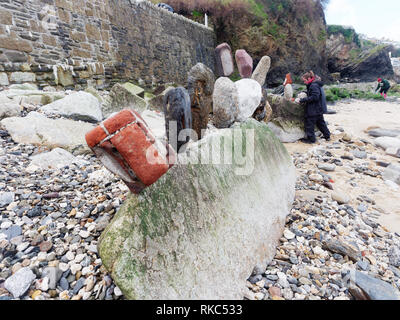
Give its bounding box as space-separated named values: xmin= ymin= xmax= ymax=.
xmin=299 ymin=71 xmax=330 ymax=144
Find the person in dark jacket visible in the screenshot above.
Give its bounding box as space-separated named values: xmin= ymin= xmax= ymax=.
xmin=315 ymin=75 xmax=328 ymax=114
xmin=375 ymin=78 xmax=391 ymax=99
xmin=299 ymin=71 xmax=331 ymax=144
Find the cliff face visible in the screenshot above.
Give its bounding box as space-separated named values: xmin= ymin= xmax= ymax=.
xmin=238 ymin=0 xmax=329 ymax=86
xmin=152 ymin=0 xmax=330 ymax=86
xmin=326 ymin=26 xmax=394 ymax=82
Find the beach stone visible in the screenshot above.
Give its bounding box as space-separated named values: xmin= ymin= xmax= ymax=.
xmin=374 ymin=137 xmax=400 ymax=151
xmin=309 ymin=174 xmax=323 ymax=183
xmin=0 ymin=112 xmax=95 ymax=155
xmin=352 ymin=271 xmax=400 ymax=300
xmin=251 ymin=56 xmax=271 ymax=86
xmin=215 ymin=43 xmax=234 ymax=77
xmin=98 ymin=119 xmax=296 ymax=300
xmin=4 ymin=225 xmax=22 ymax=240
xmin=284 ymin=229 xmax=296 ymax=240
xmin=322 ymin=239 xmax=361 ymax=262
xmin=187 ymin=63 xmax=215 ymax=139
xmin=318 ymin=163 xmax=336 ymax=172
xmin=235 ymin=49 xmax=253 ymax=78
xmin=388 ymin=246 xmax=400 ymax=267
xmin=0 ymin=96 xmax=20 ymax=120
xmin=352 ymin=150 xmax=367 ymax=159
xmin=368 ymin=128 xmax=400 ymax=138
xmin=331 ymin=191 xmax=350 ymax=204
xmin=4 ymin=267 xmax=36 ymax=298
xmin=382 ymin=164 xmax=400 ymax=185
xmin=0 ymin=192 xmax=14 ymax=207
xmin=29 ymin=148 xmax=77 ymax=170
xmin=41 ymin=92 xmax=103 ymax=123
xmin=212 ymin=77 xmax=239 ymax=128
xmin=235 ymin=79 xmax=262 ymax=122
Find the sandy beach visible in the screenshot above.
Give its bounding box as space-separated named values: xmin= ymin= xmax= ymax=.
xmin=285 ymin=99 xmax=400 ymax=234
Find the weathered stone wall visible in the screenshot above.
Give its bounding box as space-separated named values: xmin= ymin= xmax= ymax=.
xmin=0 ymin=0 xmax=216 ymax=90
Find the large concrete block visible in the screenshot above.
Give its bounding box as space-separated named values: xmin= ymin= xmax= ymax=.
xmin=98 ymin=119 xmax=296 ymax=299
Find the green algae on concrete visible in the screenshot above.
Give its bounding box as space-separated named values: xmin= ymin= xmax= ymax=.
xmin=98 ymin=119 xmax=296 ymax=299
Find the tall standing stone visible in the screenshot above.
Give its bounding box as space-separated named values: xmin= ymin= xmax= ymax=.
xmin=163 ymin=87 xmax=192 ymax=153
xmin=187 ymin=63 xmax=215 ymax=140
xmin=251 ymin=56 xmax=271 ymax=86
xmin=212 ymin=77 xmax=239 ymax=128
xmin=215 ymin=43 xmax=234 ymax=77
xmin=284 ymin=84 xmax=294 ymax=100
xmin=235 ymin=49 xmax=253 ymax=79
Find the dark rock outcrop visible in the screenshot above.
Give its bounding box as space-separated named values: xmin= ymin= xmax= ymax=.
xmin=326 ymin=27 xmax=394 ymax=82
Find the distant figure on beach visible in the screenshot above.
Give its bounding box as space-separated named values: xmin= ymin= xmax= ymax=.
xmin=299 ymin=70 xmax=331 ymax=144
xmin=375 ymin=78 xmax=391 ymax=99
xmin=157 ymin=3 xmax=174 ymax=13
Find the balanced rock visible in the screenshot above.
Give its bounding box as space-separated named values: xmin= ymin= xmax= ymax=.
xmin=41 ymin=92 xmax=103 ymax=123
xmin=251 ymin=56 xmax=271 ymax=86
xmin=235 ymin=49 xmax=253 ymax=78
xmin=98 ymin=119 xmax=296 ymax=300
xmin=187 ymin=63 xmax=215 ymax=140
xmin=215 ymin=43 xmax=234 ymax=77
xmin=235 ymin=79 xmax=262 ymax=122
xmin=212 ymin=77 xmax=239 ymax=128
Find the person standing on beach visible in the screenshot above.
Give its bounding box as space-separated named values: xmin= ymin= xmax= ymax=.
xmin=375 ymin=78 xmax=391 ymax=99
xmin=299 ymin=71 xmax=331 ymax=144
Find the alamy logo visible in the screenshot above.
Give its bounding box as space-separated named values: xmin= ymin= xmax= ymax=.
xmin=146 ymin=121 xmax=256 ymax=176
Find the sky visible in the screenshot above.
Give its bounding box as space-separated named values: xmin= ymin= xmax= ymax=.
xmin=324 ymin=0 xmax=400 ymax=42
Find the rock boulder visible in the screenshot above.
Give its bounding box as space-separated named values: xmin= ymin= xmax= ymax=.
xmin=266 ymin=94 xmax=305 ymax=143
xmin=98 ymin=119 xmax=296 ymax=300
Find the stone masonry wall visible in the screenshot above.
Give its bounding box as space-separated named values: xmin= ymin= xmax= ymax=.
xmin=0 ymin=0 xmax=216 ymax=90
